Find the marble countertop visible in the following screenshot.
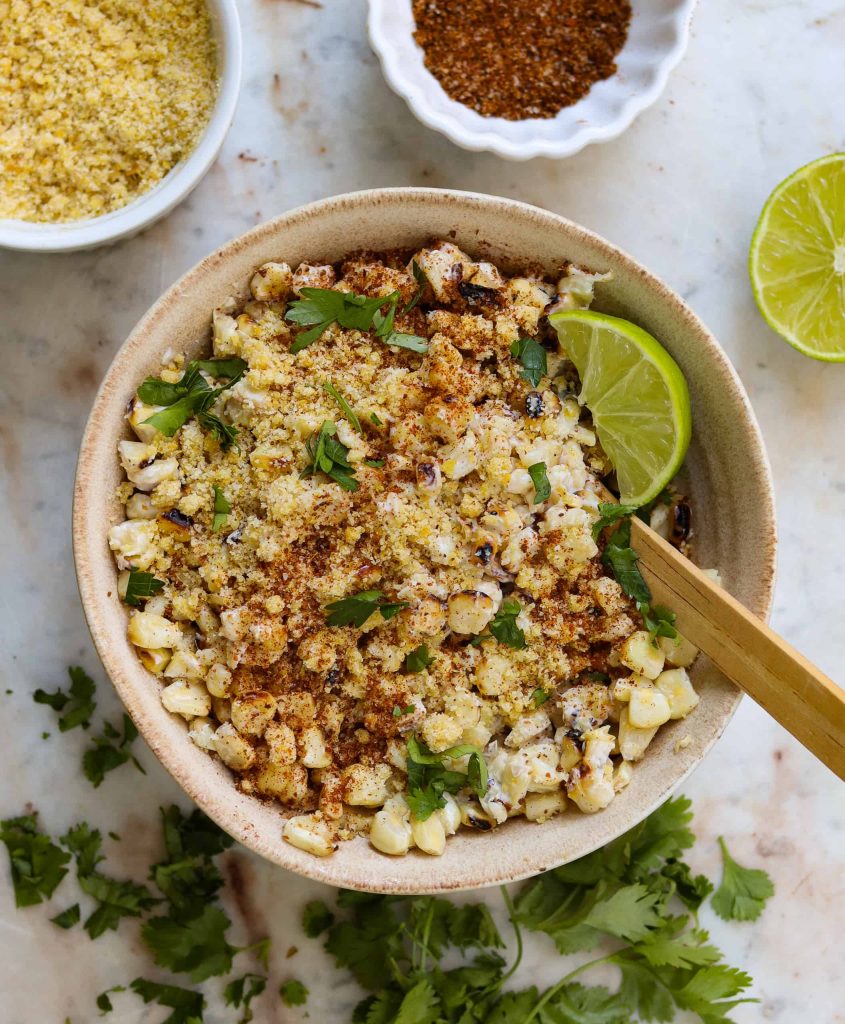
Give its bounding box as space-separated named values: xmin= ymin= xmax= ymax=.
xmin=1 ymin=1 xmax=844 ymax=1021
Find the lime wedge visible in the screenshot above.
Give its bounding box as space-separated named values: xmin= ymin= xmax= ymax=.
xmin=749 ymin=152 xmax=845 ymax=361
xmin=550 ymin=310 xmax=692 ymax=507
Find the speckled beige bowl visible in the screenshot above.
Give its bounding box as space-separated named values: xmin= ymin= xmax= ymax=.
xmin=73 ymin=188 xmax=776 ymax=893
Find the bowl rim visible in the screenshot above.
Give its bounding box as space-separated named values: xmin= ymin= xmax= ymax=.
xmin=367 ymin=0 xmax=698 ymax=161
xmin=73 ymin=187 xmax=777 ymax=892
xmin=0 ymin=0 xmax=242 ymax=254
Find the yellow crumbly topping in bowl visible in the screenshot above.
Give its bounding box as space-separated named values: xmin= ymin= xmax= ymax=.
xmin=109 ymin=243 xmax=701 ymax=859
xmin=0 ymin=0 xmax=217 ymax=223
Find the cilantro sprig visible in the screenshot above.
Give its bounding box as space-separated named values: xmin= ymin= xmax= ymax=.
xmin=405 ymin=736 xmax=487 ymax=821
xmin=318 ymin=797 xmax=768 ymax=1024
xmin=0 ymin=815 xmax=70 ymax=907
xmin=302 ymin=420 xmax=359 ymax=491
xmin=599 ymin=507 xmax=679 ymax=641
xmin=403 ymin=644 xmax=434 ymax=673
xmin=33 ymin=665 xmax=96 ymax=731
xmin=286 ymin=287 xmax=428 ymax=353
xmin=138 ymin=358 xmax=246 ymax=448
xmin=325 ymin=589 xmax=408 ymax=628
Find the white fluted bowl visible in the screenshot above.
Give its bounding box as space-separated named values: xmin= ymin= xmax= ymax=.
xmin=368 ymin=0 xmax=696 ymax=161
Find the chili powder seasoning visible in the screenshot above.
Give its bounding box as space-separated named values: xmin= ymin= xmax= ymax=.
xmin=412 ymin=0 xmax=632 ymax=121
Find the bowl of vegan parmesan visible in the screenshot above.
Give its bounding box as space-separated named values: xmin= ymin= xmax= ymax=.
xmin=368 ymin=0 xmax=697 ymax=160
xmin=0 ymin=0 xmax=241 ymax=253
xmin=73 ymin=188 xmax=775 ymax=893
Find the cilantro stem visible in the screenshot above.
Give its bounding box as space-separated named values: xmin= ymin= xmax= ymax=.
xmin=519 ymin=953 xmax=617 ymax=1024
xmin=498 ymin=886 xmax=524 ymax=986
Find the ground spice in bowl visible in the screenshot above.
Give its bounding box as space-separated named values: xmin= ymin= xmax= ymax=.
xmin=412 ymin=0 xmax=632 ymax=121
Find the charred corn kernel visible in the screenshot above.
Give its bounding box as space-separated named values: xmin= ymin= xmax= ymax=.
xmin=137 ymin=648 xmax=172 ymax=675
xmin=617 ymin=706 xmax=658 ymax=762
xmin=163 ymin=650 xmax=202 ymax=680
xmin=205 ymin=663 xmax=232 ymax=698
xmin=265 ymin=722 xmax=298 ymax=765
xmin=161 ymin=679 xmax=210 ymax=719
xmin=299 ymin=726 xmax=332 ymax=769
xmin=658 ymin=633 xmax=699 ymax=668
xmin=370 ymin=802 xmax=414 ymax=856
xmin=253 ymin=762 xmax=310 ymax=803
xmin=613 ymin=761 xmax=633 ymax=792
xmin=212 ymin=722 xmax=255 ymax=770
xmin=128 ymin=611 xmax=182 ymax=650
xmin=568 ymin=763 xmax=615 ymax=813
xmin=126 ymin=492 xmax=158 ymax=520
xmin=283 ymin=814 xmax=335 ymax=857
xmin=437 ymin=794 xmax=461 ymax=835
xmin=447 ymin=590 xmax=495 ymax=635
xmin=231 ymin=691 xmax=277 ymax=737
xmin=411 ymin=814 xmax=447 ymax=856
xmin=108 ymin=520 xmax=158 ymax=570
xmin=654 ymin=668 xmax=700 ymax=719
xmin=525 ymin=790 xmax=567 ymax=823
xmin=628 ymin=688 xmax=672 ymax=729
xmin=188 ymin=717 xmax=217 ymax=751
xmin=250 ymin=262 xmax=293 ymax=301
xmin=619 ymin=631 xmax=665 ymax=679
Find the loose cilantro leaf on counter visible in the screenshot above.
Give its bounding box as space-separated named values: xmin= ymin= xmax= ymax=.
xmin=83 ymin=714 xmax=144 ymax=787
xmin=302 ymin=900 xmax=335 ymax=938
xmin=404 ymin=644 xmax=434 ymax=673
xmin=123 ymin=569 xmax=165 ymax=607
xmin=61 ymin=822 xmax=104 ymax=875
xmin=302 ymin=420 xmax=359 ymax=491
xmin=129 ymin=978 xmax=206 ymax=1024
xmin=325 ymin=589 xmax=408 ymax=628
xmin=0 ymin=815 xmax=70 ymax=907
xmin=510 ymin=336 xmax=548 ymax=388
xmin=33 ymin=665 xmax=96 ymax=731
xmin=280 ymin=979 xmax=308 ymax=1007
xmin=224 ymin=973 xmax=267 ymax=1021
xmin=211 ymin=486 xmax=231 ymax=533
xmin=592 ymin=501 xmax=639 ymax=541
xmin=528 ymin=461 xmax=551 ymax=504
xmin=95 ymin=986 xmax=126 ymax=1014
xmin=323 ymin=380 xmax=364 ymax=433
xmin=50 ymin=903 xmax=81 ymax=929
xmin=711 ymin=837 xmax=774 ymax=922
xmin=143 ymin=903 xmax=236 ymax=982
xmin=404 ymin=260 xmax=427 ymax=312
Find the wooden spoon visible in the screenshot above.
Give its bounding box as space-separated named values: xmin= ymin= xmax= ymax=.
xmin=631 ymin=518 xmax=845 ymax=781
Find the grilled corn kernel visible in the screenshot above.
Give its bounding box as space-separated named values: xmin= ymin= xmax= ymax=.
xmin=619 ymin=631 xmax=665 ymax=680
xmin=447 ymin=590 xmax=495 ymax=635
xmin=411 ymin=814 xmax=447 ymax=856
xmin=212 ymin=722 xmax=255 ymax=770
xmin=658 ymin=632 xmax=699 ymax=668
xmin=617 ymin=706 xmax=658 ymax=761
xmin=525 ymin=790 xmax=567 ymax=823
xmin=128 ymin=611 xmax=182 ymax=650
xmin=283 ymin=814 xmax=335 ymax=857
xmin=654 ymin=668 xmax=700 ymax=719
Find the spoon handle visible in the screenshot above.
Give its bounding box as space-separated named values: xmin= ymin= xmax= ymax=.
xmin=631 ymin=518 xmax=845 ymax=781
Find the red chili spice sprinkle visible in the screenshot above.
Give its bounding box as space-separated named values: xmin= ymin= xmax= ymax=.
xmin=412 ymin=0 xmax=632 ymax=121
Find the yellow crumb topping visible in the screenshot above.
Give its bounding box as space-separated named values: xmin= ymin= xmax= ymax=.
xmin=0 ymin=0 xmax=218 ymax=223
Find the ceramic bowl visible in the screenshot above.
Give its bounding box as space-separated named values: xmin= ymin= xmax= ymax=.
xmin=368 ymin=0 xmax=697 ymax=160
xmin=0 ymin=0 xmax=242 ymax=254
xmin=73 ymin=188 xmax=775 ymax=893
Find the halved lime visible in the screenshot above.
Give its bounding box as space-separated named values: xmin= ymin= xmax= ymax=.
xmin=749 ymin=152 xmax=845 ymax=361
xmin=550 ymin=310 xmax=692 ymax=507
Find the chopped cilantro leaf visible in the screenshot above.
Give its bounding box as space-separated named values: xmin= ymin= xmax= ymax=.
xmin=280 ymin=979 xmax=308 ymax=1007
xmin=323 ymin=380 xmax=363 ymax=433
xmin=711 ymin=837 xmax=774 ymax=922
xmin=325 ymin=590 xmax=408 ymax=629
xmin=510 ymin=336 xmax=547 ymax=388
xmin=123 ymin=570 xmax=165 ymax=607
xmin=0 ymin=815 xmax=70 ymax=906
xmin=532 ymin=688 xmax=550 ymax=706
xmin=50 ymin=903 xmax=81 ymax=929
xmin=224 ymin=973 xmax=266 ymax=1021
xmin=129 ymin=978 xmax=205 ymax=1024
xmin=392 ymin=704 xmax=415 ymax=717
xmin=140 ymin=359 xmax=244 ymax=447
xmin=380 ymin=330 xmax=429 ymax=353
xmin=527 ymin=461 xmax=551 ymax=504
xmin=302 ymin=420 xmax=359 ymax=491
xmin=404 ymin=260 xmax=427 ymax=312
xmin=143 ymin=903 xmax=236 ymax=982
xmin=212 ymin=486 xmax=231 ymax=533
xmin=83 ymin=714 xmax=144 ymax=787
xmin=592 ymin=501 xmax=639 ymax=540
xmin=287 ymin=287 xmax=401 ymax=352
xmin=370 ymin=412 xmax=383 ymax=425
xmin=33 ymin=666 xmax=96 ymax=731
xmin=405 ymin=737 xmax=486 ymax=820
xmin=403 ymin=644 xmax=434 ymax=673
xmin=364 ymin=458 xmax=385 ymax=467
xmin=472 ymin=598 xmax=526 ymax=650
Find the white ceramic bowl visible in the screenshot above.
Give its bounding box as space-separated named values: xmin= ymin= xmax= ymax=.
xmin=0 ymin=0 xmax=242 ymax=254
xmin=368 ymin=0 xmax=696 ymax=161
